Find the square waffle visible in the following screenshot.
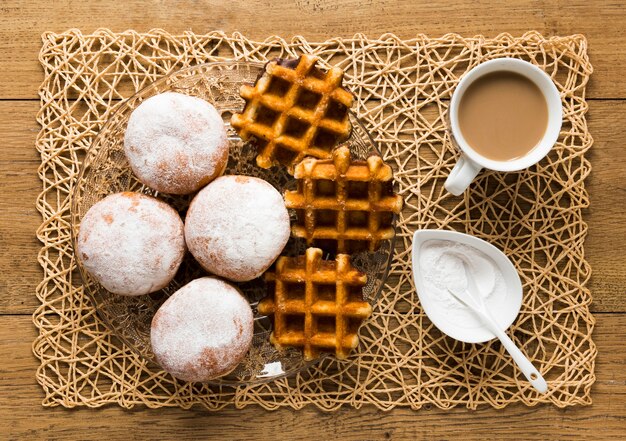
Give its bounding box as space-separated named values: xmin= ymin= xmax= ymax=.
xmin=257 ymin=247 xmax=372 ymax=361
xmin=284 ymin=146 xmax=404 ymax=254
xmin=231 ymin=54 xmax=354 ymax=170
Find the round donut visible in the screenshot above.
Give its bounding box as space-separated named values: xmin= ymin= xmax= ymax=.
xmin=151 ymin=277 xmax=254 ymax=382
xmin=184 ymin=175 xmax=290 ymax=282
xmin=124 ymin=92 xmax=229 ymax=195
xmin=76 ymin=192 xmax=185 ymax=296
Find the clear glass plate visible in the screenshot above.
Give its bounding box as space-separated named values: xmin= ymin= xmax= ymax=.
xmin=70 ymin=61 xmax=397 ymax=385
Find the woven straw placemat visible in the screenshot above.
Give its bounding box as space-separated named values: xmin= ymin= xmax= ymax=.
xmin=34 ymin=29 xmax=595 ymax=410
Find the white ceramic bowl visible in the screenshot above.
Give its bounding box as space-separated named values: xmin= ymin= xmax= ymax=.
xmin=411 ymin=230 xmax=523 ymax=343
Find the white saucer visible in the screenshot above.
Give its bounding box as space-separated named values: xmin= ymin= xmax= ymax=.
xmin=411 ymin=230 xmax=523 ymax=343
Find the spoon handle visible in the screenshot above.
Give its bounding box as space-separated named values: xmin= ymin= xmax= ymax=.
xmin=460 ymin=262 xmax=548 ymax=394
xmin=486 ymin=318 xmax=548 ymax=393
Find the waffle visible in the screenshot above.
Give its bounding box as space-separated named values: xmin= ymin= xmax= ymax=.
xmin=258 ymin=247 xmax=372 ymax=361
xmin=231 ymin=54 xmax=354 ymax=170
xmin=284 ymin=146 xmax=404 ymax=254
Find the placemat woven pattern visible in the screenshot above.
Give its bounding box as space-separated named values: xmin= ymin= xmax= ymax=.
xmin=34 ymin=29 xmax=595 ymax=410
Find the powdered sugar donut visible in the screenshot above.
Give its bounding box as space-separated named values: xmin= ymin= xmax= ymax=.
xmin=184 ymin=175 xmax=290 ymax=282
xmin=151 ymin=277 xmax=254 ymax=382
xmin=124 ymin=92 xmax=229 ymax=195
xmin=76 ymin=192 xmax=185 ymax=296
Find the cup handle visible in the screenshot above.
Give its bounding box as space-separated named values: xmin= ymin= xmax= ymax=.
xmin=444 ymin=154 xmax=482 ymax=196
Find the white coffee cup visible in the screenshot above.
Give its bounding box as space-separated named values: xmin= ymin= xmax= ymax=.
xmin=444 ymin=58 xmax=562 ymax=196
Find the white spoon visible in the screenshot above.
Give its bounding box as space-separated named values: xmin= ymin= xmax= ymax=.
xmin=447 ymin=260 xmax=548 ymax=394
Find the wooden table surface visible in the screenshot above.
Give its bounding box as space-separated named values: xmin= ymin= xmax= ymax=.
xmin=1 ymin=1 xmax=625 ymax=439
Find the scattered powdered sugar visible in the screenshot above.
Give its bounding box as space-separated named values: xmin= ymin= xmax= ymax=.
xmin=184 ymin=175 xmax=291 ymax=282
xmin=150 ymin=277 xmax=254 ymax=382
xmin=76 ymin=192 xmax=186 ymax=296
xmin=124 ymin=92 xmax=229 ymax=195
xmin=419 ymin=239 xmax=503 ymax=309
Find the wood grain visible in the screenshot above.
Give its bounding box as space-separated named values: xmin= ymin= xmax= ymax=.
xmin=585 ymin=100 xmax=626 ymax=314
xmin=0 ymin=101 xmax=41 ymax=313
xmin=1 ymin=314 xmax=624 ymax=440
xmin=0 ymin=0 xmax=625 ymax=99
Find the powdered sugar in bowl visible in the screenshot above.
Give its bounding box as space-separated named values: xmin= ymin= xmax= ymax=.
xmin=411 ymin=230 xmax=523 ymax=343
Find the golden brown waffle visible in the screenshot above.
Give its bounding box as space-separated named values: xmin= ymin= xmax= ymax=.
xmin=258 ymin=247 xmax=372 ymax=361
xmin=231 ymin=54 xmax=354 ymax=170
xmin=284 ymin=146 xmax=404 ymax=254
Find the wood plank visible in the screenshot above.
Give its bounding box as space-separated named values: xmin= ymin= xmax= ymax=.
xmin=0 ymin=0 xmax=625 ymax=99
xmin=0 ymin=101 xmax=42 ymax=312
xmin=0 ymin=101 xmax=41 ymax=162
xmin=1 ymin=99 xmax=624 ymax=313
xmin=1 ymin=314 xmax=624 ymax=440
xmin=585 ymin=100 xmax=626 ymax=314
